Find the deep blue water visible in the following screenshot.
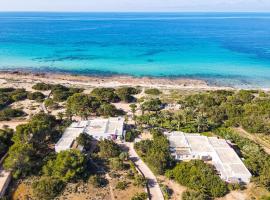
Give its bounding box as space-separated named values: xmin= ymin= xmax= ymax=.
xmin=1 ymin=12 xmax=270 ymax=87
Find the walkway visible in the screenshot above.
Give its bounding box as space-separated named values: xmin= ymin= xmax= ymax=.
xmin=125 ymin=142 xmax=164 ymax=200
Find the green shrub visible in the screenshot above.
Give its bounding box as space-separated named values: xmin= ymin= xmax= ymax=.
xmin=98 ymin=139 xmax=121 ymax=159
xmin=160 ymin=184 xmax=172 ymax=200
xmin=166 ymin=160 xmax=228 ymax=198
xmin=131 ymin=192 xmax=148 ymax=200
xmin=125 ymin=129 xmax=139 ymax=142
xmin=89 ymin=175 xmax=107 ymax=188
xmin=145 ymin=88 xmax=162 ymax=95
xmin=0 ymin=128 xmax=13 ymax=157
xmin=27 ymin=91 xmax=45 ymax=101
xmin=133 ymin=175 xmax=147 ymax=187
xmin=115 ymin=181 xmax=128 ymax=190
xmin=182 ymin=189 xmax=209 ymax=200
xmin=10 ymin=89 xmax=28 ymax=101
xmin=32 ymin=176 xmax=65 ymax=200
xmin=32 ymin=83 xmax=52 ymax=91
xmin=44 ymin=98 xmax=59 ymax=109
xmin=91 ymin=88 xmax=119 ymax=103
xmin=0 ymin=108 xmax=25 ymax=121
xmin=116 ymin=87 xmax=139 ymax=102
xmin=109 ymin=157 xmax=125 ymax=170
xmin=42 ymin=149 xmax=87 ymax=182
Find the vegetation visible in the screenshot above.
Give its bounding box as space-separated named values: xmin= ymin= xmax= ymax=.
xmin=98 ymin=139 xmax=121 ymax=159
xmin=125 ymin=129 xmax=139 ymax=142
xmin=27 ymin=91 xmax=45 ymax=101
xmin=136 ymin=90 xmax=270 ymax=134
xmin=109 ymin=157 xmax=125 ymax=170
xmin=115 ymin=181 xmax=128 ymax=190
xmin=3 ymin=113 xmax=62 ymax=179
xmin=140 ymin=98 xmax=163 ymax=114
xmin=182 ymin=189 xmax=209 ymax=200
xmin=32 ymin=83 xmax=52 ymax=91
xmin=116 ymin=87 xmax=139 ymax=103
xmin=89 ymin=175 xmax=107 ymax=188
xmin=131 ymin=192 xmax=148 ymax=200
xmin=32 ymin=176 xmax=65 ymax=200
xmin=0 ymin=108 xmax=25 ymax=121
xmin=76 ymin=132 xmax=93 ymax=151
xmin=3 ymin=85 xmax=270 ymax=198
xmin=160 ymin=184 xmax=172 ymax=200
xmin=133 ymin=175 xmax=147 ymax=187
xmin=0 ymin=128 xmax=13 ymax=158
xmin=66 ymin=93 xmax=100 ymax=119
xmin=66 ymin=93 xmax=123 ymax=119
xmin=145 ymin=88 xmax=162 ymax=95
xmin=97 ymin=102 xmax=121 ymax=117
xmin=3 ymin=142 xmax=35 ymax=178
xmin=0 ymin=88 xmax=28 ymax=109
xmin=91 ymin=87 xmax=119 ymax=103
xmin=51 ymin=84 xmax=83 ymax=102
xmin=134 ymin=129 xmax=172 ymax=174
xmin=214 ymin=128 xmax=270 ymax=190
xmin=42 ymin=149 xmax=87 ymax=182
xmin=44 ymin=98 xmax=59 ymax=109
xmin=166 ymin=160 xmax=228 ymax=198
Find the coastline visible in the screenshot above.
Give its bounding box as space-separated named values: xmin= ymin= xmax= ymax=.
xmin=0 ymin=70 xmax=233 ymax=91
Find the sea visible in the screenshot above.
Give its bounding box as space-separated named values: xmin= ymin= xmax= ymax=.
xmin=1 ymin=12 xmax=270 ymax=88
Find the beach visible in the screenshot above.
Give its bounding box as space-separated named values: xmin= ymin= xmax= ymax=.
xmin=0 ymin=71 xmax=232 ymax=91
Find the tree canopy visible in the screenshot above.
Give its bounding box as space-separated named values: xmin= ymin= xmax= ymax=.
xmin=42 ymin=149 xmax=87 ymax=182
xmin=166 ymin=160 xmax=228 ymax=198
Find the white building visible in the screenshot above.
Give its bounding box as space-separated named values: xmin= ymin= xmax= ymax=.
xmin=0 ymin=170 xmax=11 ymax=198
xmin=165 ymin=131 xmax=252 ymax=184
xmin=55 ymin=117 xmax=125 ymax=153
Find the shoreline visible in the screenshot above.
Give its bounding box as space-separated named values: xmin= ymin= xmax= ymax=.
xmin=0 ymin=70 xmax=233 ymax=91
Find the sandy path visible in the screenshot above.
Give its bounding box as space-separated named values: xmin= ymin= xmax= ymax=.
xmin=125 ymin=142 xmax=164 ymax=200
xmin=234 ymin=127 xmax=270 ymax=155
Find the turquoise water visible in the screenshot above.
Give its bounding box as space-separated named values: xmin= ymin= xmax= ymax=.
xmin=1 ymin=12 xmax=270 ymax=87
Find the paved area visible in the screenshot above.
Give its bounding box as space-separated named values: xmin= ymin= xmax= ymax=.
xmin=125 ymin=142 xmax=164 ymax=200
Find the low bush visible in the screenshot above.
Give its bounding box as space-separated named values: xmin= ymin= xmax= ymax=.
xmin=89 ymin=175 xmax=107 ymax=188
xmin=27 ymin=91 xmax=45 ymax=101
xmin=0 ymin=108 xmax=25 ymax=121
xmin=115 ymin=181 xmax=128 ymax=190
xmin=131 ymin=192 xmax=148 ymax=200
xmin=166 ymin=160 xmax=228 ymax=198
xmin=32 ymin=83 xmax=52 ymax=91
xmin=145 ymin=88 xmax=162 ymax=95
xmin=32 ymin=176 xmax=65 ymax=200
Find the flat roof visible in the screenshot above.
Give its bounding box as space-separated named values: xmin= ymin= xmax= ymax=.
xmin=165 ymin=131 xmax=252 ymax=182
xmin=55 ymin=117 xmax=124 ymax=152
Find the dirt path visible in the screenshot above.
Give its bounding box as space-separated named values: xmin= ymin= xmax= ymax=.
xmin=105 ymin=174 xmax=115 ymax=200
xmin=125 ymin=142 xmax=164 ymax=200
xmin=234 ymin=127 xmax=270 ymax=155
xmin=91 ymin=160 xmax=115 ymax=200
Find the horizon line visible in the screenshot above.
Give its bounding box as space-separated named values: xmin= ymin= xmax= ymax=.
xmin=1 ymin=10 xmax=270 ymax=13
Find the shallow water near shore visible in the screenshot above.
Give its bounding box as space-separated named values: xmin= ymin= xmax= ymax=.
xmin=1 ymin=12 xmax=270 ymax=88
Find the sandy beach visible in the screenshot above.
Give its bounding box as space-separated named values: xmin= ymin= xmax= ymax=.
xmin=0 ymin=71 xmax=232 ymax=91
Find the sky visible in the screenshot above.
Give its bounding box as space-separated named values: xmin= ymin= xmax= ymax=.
xmin=1 ymin=0 xmax=270 ymax=12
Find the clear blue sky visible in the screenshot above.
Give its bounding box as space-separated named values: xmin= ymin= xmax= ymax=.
xmin=1 ymin=0 xmax=270 ymax=12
